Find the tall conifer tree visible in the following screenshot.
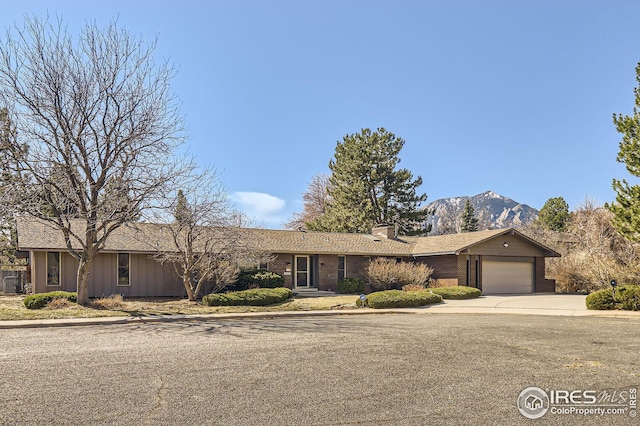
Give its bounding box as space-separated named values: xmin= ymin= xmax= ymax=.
xmin=609 ymin=62 xmax=640 ymax=242
xmin=308 ymin=128 xmax=427 ymax=234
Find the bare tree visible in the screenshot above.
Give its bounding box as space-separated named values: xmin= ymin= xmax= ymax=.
xmin=149 ymin=171 xmax=269 ymax=301
xmin=531 ymin=197 xmax=640 ymax=292
xmin=285 ymin=173 xmax=331 ymax=230
xmin=0 ymin=17 xmax=190 ymax=304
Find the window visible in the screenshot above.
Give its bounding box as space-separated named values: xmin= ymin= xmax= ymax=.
xmin=338 ymin=256 xmax=346 ymax=281
xmin=117 ymin=253 xmax=130 ymax=286
xmin=46 ymin=252 xmax=60 ymax=286
xmin=258 ymin=262 xmax=269 ymax=271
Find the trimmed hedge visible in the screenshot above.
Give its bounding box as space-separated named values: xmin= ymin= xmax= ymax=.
xmin=23 ymin=291 xmax=78 ymax=310
xmin=586 ymin=285 xmax=640 ymax=311
xmin=356 ymin=289 xmax=443 ymax=309
xmin=336 ymin=278 xmax=365 ymax=294
xmin=202 ymin=287 xmax=293 ymax=306
xmin=233 ymin=270 xmax=285 ymax=290
xmin=428 ymin=286 xmax=482 ymax=300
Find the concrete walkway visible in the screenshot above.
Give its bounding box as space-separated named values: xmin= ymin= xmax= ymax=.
xmin=2 ymin=294 xmax=640 ymax=329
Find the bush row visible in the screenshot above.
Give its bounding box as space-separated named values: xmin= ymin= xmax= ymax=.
xmin=356 ymin=289 xmax=442 ymax=309
xmin=202 ymin=287 xmax=293 ymax=306
xmin=23 ymin=291 xmax=77 ymax=310
xmin=336 ymin=278 xmax=365 ymax=294
xmin=427 ymin=286 xmax=482 ymax=300
xmin=586 ymin=285 xmax=640 ymax=311
xmin=232 ymin=270 xmax=285 ymax=290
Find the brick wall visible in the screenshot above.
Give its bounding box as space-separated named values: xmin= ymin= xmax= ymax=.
xmin=535 ymin=257 xmax=555 ymax=292
xmin=268 ymin=253 xmax=294 ymax=289
xmin=318 ymin=254 xmax=338 ymax=291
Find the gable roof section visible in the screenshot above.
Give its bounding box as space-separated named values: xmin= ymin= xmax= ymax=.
xmin=408 ymin=228 xmax=561 ymax=257
xmin=16 ymin=217 xmax=559 ymax=258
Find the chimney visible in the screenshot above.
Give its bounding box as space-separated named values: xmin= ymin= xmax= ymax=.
xmin=371 ymin=224 xmax=395 ymax=240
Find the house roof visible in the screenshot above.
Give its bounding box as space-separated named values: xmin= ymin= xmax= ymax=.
xmin=15 ymin=217 xmax=415 ymax=256
xmin=15 ymin=217 xmax=559 ymax=258
xmin=407 ymin=228 xmax=560 ymax=257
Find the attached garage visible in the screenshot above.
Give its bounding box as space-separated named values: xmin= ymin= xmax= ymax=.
xmin=411 ymin=228 xmax=560 ymax=293
xmin=482 ymin=260 xmax=534 ymax=294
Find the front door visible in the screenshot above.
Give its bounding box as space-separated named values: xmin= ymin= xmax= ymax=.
xmin=295 ymin=255 xmax=310 ymax=288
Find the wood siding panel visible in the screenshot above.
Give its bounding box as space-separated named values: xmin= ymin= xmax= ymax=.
xmin=468 ymin=234 xmax=546 ymax=257
xmin=32 ymin=251 xmax=46 ymax=293
xmin=60 ymin=253 xmax=79 ymax=292
xmin=127 ymin=254 xmax=184 ymax=297
xmin=89 ymin=253 xmax=116 ymax=297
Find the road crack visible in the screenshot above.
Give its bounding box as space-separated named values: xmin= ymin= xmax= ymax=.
xmin=147 ymin=374 xmax=168 ymax=419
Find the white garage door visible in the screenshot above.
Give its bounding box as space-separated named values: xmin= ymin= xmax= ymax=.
xmin=482 ymin=261 xmax=533 ymax=294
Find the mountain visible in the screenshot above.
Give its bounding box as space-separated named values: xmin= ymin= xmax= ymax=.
xmin=423 ymin=190 xmax=538 ymax=235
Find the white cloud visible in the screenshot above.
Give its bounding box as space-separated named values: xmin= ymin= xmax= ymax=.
xmin=231 ymin=191 xmax=287 ymax=228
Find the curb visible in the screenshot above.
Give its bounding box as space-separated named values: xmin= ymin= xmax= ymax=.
xmin=0 ymin=308 xmax=417 ymax=329
xmin=2 ymin=304 xmax=640 ymax=329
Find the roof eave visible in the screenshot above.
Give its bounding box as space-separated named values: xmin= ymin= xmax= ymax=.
xmin=412 ymin=251 xmax=458 ymax=257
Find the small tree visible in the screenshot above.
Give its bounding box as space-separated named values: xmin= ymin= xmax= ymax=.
xmin=0 ymin=17 xmax=189 ymax=304
xmin=366 ymin=257 xmax=433 ymax=291
xmin=460 ymin=200 xmax=479 ymax=233
xmin=285 ymin=174 xmax=330 ymax=230
xmin=149 ymin=171 xmax=270 ymax=300
xmin=609 ymin=62 xmax=640 ymax=242
xmin=537 ymin=197 xmax=569 ymax=232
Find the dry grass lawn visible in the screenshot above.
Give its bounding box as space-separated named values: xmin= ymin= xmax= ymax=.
xmin=0 ymin=294 xmax=359 ymax=321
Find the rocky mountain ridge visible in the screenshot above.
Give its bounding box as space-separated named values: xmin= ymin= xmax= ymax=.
xmin=423 ymin=190 xmax=539 ymax=235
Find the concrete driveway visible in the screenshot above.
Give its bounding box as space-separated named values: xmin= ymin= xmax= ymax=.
xmin=426 ymin=293 xmax=607 ymax=317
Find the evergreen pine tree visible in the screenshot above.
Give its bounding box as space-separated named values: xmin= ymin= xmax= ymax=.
xmin=536 ymin=197 xmax=569 ymax=232
xmin=307 ymin=128 xmax=427 ymax=234
xmin=608 ymin=62 xmax=640 ymax=241
xmin=460 ymin=200 xmax=479 ymax=233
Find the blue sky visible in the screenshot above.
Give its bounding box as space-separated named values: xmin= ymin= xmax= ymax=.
xmin=2 ymin=1 xmax=640 ymax=228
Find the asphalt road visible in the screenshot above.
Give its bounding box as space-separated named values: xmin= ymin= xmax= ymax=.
xmin=1 ymin=314 xmax=639 ymax=425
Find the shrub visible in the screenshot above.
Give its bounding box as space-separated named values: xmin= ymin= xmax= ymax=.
xmin=336 ymin=278 xmax=365 ymax=294
xmin=91 ymin=294 xmax=125 ymax=310
xmin=46 ymin=298 xmax=74 ymax=309
xmin=428 ymin=286 xmax=482 ymax=300
xmin=401 ymin=284 xmax=426 ymax=292
xmin=233 ymin=270 xmax=285 ymax=290
xmin=366 ymin=258 xmax=434 ymax=291
xmin=586 ymin=285 xmax=640 ymax=311
xmin=356 ymin=289 xmax=442 ymax=309
xmin=23 ymin=291 xmax=77 ymax=310
xmin=202 ymin=287 xmax=293 ymax=306
xmin=554 ymin=269 xmax=592 ymax=294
